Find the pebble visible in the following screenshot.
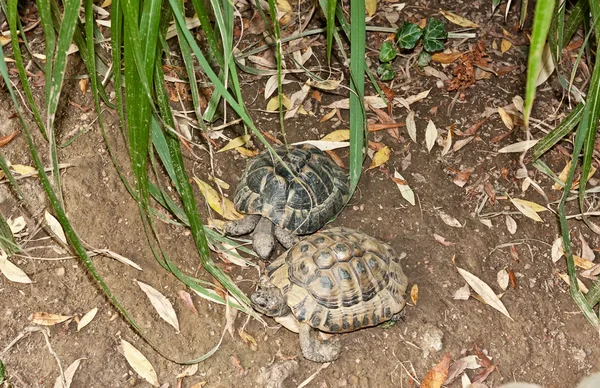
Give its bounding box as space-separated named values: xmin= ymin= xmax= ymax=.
xmin=54 ymin=267 xmax=65 ymax=277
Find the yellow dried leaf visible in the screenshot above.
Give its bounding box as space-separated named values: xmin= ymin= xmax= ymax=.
xmin=497 ymin=107 xmax=514 ymax=129
xmin=218 ymin=135 xmax=251 ymax=153
xmin=31 ymin=312 xmax=73 ymax=326
xmin=235 ymin=147 xmax=259 ymax=157
xmin=212 ymin=176 xmax=230 ymax=190
xmin=510 ymin=198 xmax=545 ymax=222
xmin=120 ymin=340 xmax=159 ymax=386
xmin=431 ymin=51 xmax=462 ymax=64
xmin=573 ymin=255 xmax=594 ymax=270
xmin=365 ymin=0 xmax=377 ymax=16
xmin=238 ymin=328 xmax=258 ymax=351
xmin=277 ymin=0 xmax=292 ymax=13
xmin=440 ymin=9 xmax=480 ymax=28
xmin=266 ymin=95 xmax=291 ymax=111
xmin=553 ymin=161 xmax=571 ymax=190
xmin=368 ymin=146 xmax=391 ymax=170
xmin=410 ymin=284 xmax=418 ymax=305
xmin=322 ymin=129 xmax=350 ymax=142
xmin=320 ymin=109 xmax=337 ymax=123
xmin=557 ymin=272 xmax=588 ymax=293
xmin=100 ymin=0 xmax=112 ymax=6
xmin=307 ymin=79 xmax=343 ymax=91
xmin=11 ymin=164 xmax=36 ymax=175
xmin=421 ymin=353 xmax=450 ymax=388
xmin=193 ymin=178 xmax=242 ymax=220
xmin=0 ymin=36 xmax=10 ymax=47
xmin=501 ymin=39 xmax=512 ymax=53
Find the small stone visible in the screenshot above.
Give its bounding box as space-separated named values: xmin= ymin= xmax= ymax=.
xmin=54 ymin=267 xmax=65 ymax=277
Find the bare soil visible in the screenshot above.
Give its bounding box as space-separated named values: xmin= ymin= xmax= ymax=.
xmin=1 ymin=0 xmax=599 ymax=387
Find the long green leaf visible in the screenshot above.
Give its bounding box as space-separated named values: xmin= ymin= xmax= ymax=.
xmin=348 ymin=0 xmax=366 ymax=194
xmin=319 ymin=0 xmax=337 ymax=63
xmin=524 ymin=0 xmax=555 ymax=127
xmin=532 ymin=103 xmax=584 ymax=160
xmin=562 ymin=0 xmax=588 ymax=47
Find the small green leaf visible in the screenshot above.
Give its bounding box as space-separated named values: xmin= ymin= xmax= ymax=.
xmin=422 ymin=17 xmax=448 ymax=53
xmin=417 ymin=51 xmax=432 ymax=67
xmin=377 ymin=63 xmax=395 ymax=81
xmin=0 ymin=360 xmax=5 ymax=383
xmin=396 ymin=22 xmax=422 ymax=49
xmin=379 ymin=41 xmax=397 ymax=62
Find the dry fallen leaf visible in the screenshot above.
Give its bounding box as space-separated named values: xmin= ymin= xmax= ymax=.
xmin=120 ymin=339 xmax=159 ymax=386
xmin=392 ymin=170 xmax=415 ymax=205
xmin=446 ymin=355 xmax=482 ymax=385
xmin=365 ymin=0 xmax=377 ymax=16
xmin=453 ymin=167 xmax=474 ymax=188
xmin=45 ymin=211 xmax=67 ymax=245
xmin=501 ymin=39 xmax=512 ymax=53
xmin=406 ymin=111 xmax=417 ymax=143
xmin=433 ymin=233 xmax=456 ymax=246
xmin=77 ymin=307 xmax=98 ymax=332
xmin=137 ymin=280 xmax=180 ymax=333
xmin=178 ymin=290 xmax=199 ymax=315
xmin=410 ymin=284 xmax=419 ymax=305
xmin=497 ymin=107 xmax=514 ymax=130
xmin=441 ymin=128 xmax=452 ymax=156
xmin=551 ymin=236 xmax=564 ymax=263
xmin=368 ymin=146 xmax=391 ymax=170
xmin=322 ymin=129 xmax=350 ymax=142
xmin=557 ymin=272 xmax=588 ymax=293
xmin=236 ymin=147 xmax=259 ymax=157
xmin=176 ymin=364 xmax=199 ymax=379
xmin=194 ymin=178 xmax=242 ymax=220
xmin=439 ymin=211 xmax=462 ymax=228
xmin=579 ymin=232 xmax=595 ymax=261
xmin=497 ymin=269 xmax=509 ymax=291
xmin=306 ymin=78 xmax=343 ymax=91
xmin=8 ymin=216 xmax=26 ymax=234
xmin=421 ymin=352 xmax=451 ymax=388
xmin=510 ymin=198 xmax=546 ymax=222
xmin=453 ymin=283 xmax=471 ymax=300
xmin=31 ymin=312 xmax=73 ymax=326
xmin=53 ymin=358 xmax=84 ymax=388
xmin=456 ymin=267 xmax=513 ymax=320
xmin=425 ymin=119 xmax=437 ymax=153
xmin=0 ymin=249 xmax=32 ymax=284
xmin=11 ymin=164 xmax=36 ymax=175
xmin=266 ymin=94 xmax=291 ymax=111
xmin=292 ymin=140 xmax=350 ymax=151
xmin=498 ymin=139 xmax=539 ymax=153
xmin=239 ymin=328 xmax=258 ymax=351
xmin=505 ymin=215 xmax=517 ymax=234
xmin=320 ymin=109 xmax=337 ymax=123
xmin=453 ymin=136 xmax=475 ymax=152
xmin=218 ymin=135 xmax=251 ymax=153
xmin=431 ymin=51 xmax=462 ymax=64
xmin=440 ymin=9 xmax=480 ymax=28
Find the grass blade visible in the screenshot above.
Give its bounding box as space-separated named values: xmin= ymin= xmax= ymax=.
xmin=532 ymin=102 xmax=584 ymax=160
xmin=348 ymin=0 xmax=366 ymax=194
xmin=524 ymin=0 xmax=555 ymax=127
xmin=319 ymin=0 xmax=337 ymax=63
xmin=562 ymin=0 xmax=588 ymax=47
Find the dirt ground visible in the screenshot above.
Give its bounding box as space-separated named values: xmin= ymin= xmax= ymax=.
xmin=1 ymin=0 xmax=600 ymax=387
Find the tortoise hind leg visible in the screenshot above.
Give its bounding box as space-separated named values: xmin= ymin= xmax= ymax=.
xmin=224 ymin=214 xmax=260 ymax=236
xmin=252 ymin=217 xmax=276 ymax=260
xmin=274 ymin=226 xmax=299 ymax=249
xmin=298 ymin=324 xmax=341 ymax=363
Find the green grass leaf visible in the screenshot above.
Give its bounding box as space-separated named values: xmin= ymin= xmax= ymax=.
xmin=524 ymin=0 xmax=555 ymax=127
xmin=396 ymin=22 xmax=422 ymax=49
xmin=532 ymin=103 xmax=584 ymax=160
xmin=422 ymin=18 xmax=447 ymax=53
xmin=319 ymin=0 xmax=337 ymax=63
xmin=349 ymin=0 xmax=366 ymax=194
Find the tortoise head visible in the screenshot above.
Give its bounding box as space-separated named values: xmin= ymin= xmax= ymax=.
xmin=250 ymin=285 xmax=290 ymax=317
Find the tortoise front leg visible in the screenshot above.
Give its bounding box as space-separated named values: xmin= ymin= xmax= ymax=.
xmin=298 ymin=324 xmax=341 ymax=363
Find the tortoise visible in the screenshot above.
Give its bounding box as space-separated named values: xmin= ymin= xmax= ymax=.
xmin=250 ymin=227 xmax=409 ymax=362
xmin=224 ymin=144 xmax=350 ymax=260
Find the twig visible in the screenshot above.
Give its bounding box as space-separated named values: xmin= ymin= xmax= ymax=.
xmin=296 ymin=362 xmax=331 ymax=388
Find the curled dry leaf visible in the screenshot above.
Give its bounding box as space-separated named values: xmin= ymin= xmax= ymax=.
xmin=453 ymin=283 xmax=470 ymax=300
xmin=497 ymin=107 xmax=514 ymax=130
xmin=406 ymin=111 xmax=417 ymax=143
xmin=368 ymin=146 xmax=391 ymax=170
xmin=512 ymin=95 xmax=524 ymax=112
xmin=120 ymin=339 xmax=159 ymax=386
xmin=77 ymin=307 xmax=98 ymax=331
xmin=8 ymin=216 xmax=26 ymax=234
xmin=421 ymin=352 xmax=451 ymax=388
xmin=425 ymin=119 xmax=437 ymax=153
xmin=320 ymin=109 xmax=337 ymax=123
xmin=505 ymin=215 xmax=517 ymax=234
xmin=0 ymin=250 xmax=32 ymax=283
xmin=440 ymin=9 xmax=480 ymax=28
xmin=402 ymin=89 xmax=431 ymax=105
xmin=497 ymin=269 xmax=509 ymax=291
xmin=0 ymin=130 xmax=18 ymax=147
xmin=410 ymin=284 xmax=419 ymax=305
xmin=218 ymin=135 xmax=251 ymax=153
xmin=236 ymin=147 xmax=259 ymax=157
xmin=392 ymin=170 xmax=415 ymax=205
xmin=453 ymin=167 xmax=474 ymax=188
xmin=178 ymin=290 xmax=199 ymax=315
xmin=439 ymin=211 xmax=462 ymax=228
xmin=445 ymin=355 xmax=482 ymax=385
xmin=456 ymin=267 xmax=513 ymax=320
xmin=579 ymin=232 xmax=595 ymax=261
xmin=176 ymin=364 xmax=199 ymax=379
xmin=137 ymin=280 xmax=180 ymax=333
xmin=433 ymin=234 xmax=456 ymax=246
xmin=193 ymin=178 xmax=242 ymax=220
xmin=53 ymin=358 xmax=84 ymax=388
xmin=431 ymin=51 xmax=462 ymax=64
xmin=441 ymin=129 xmax=452 ymax=156
xmin=45 ymin=210 xmax=67 ymax=245
xmin=31 ymin=312 xmax=73 ymax=326
xmin=510 ymin=198 xmax=546 ymax=222
xmin=551 ymin=236 xmax=563 ymax=263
